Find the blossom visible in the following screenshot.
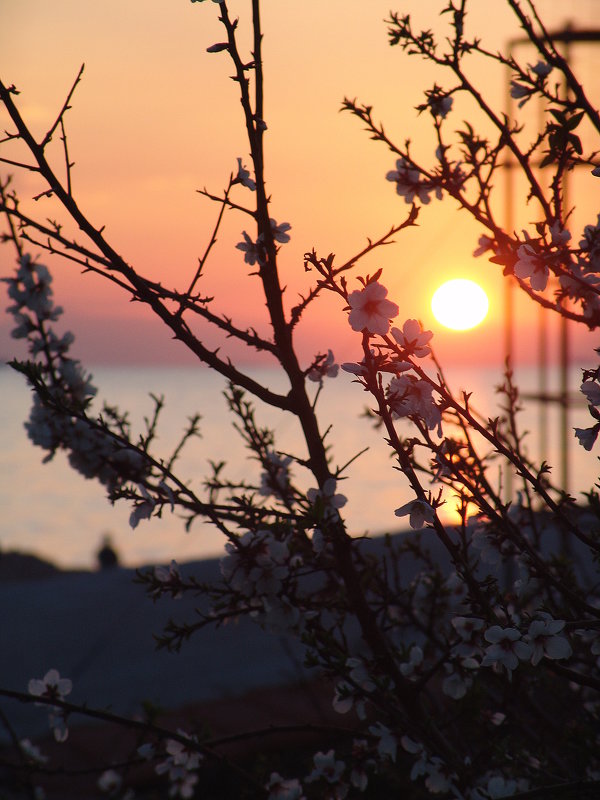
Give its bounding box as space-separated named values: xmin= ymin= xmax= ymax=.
xmin=486 ymin=774 xmax=519 ymax=798
xmin=221 ymin=530 xmax=290 ymax=598
xmin=579 ymin=214 xmax=600 ymax=271
xmin=307 ymin=478 xmax=347 ymax=518
xmin=395 ymin=499 xmax=435 ymax=529
xmin=510 ymin=79 xmax=532 ymax=107
xmin=526 ymin=616 xmax=572 ymax=666
xmin=236 ymin=231 xmax=264 ymax=265
xmin=386 ymin=158 xmax=434 ymax=204
xmin=581 ymin=380 xmax=600 ymax=406
xmin=266 ymin=772 xmax=305 ymax=800
xmin=481 ymin=626 xmax=532 ymax=674
xmin=428 ymin=94 xmax=453 ymax=118
xmin=347 ymin=281 xmax=399 ymax=335
xmin=473 ymin=234 xmax=495 ymax=257
xmin=513 ymin=243 xmax=549 ymax=291
xmin=341 ymin=361 xmax=368 ymax=377
xmin=306 ymin=750 xmax=345 ymax=784
xmin=575 ymin=424 xmax=600 ymax=450
xmin=19 ymin=739 xmax=48 ymax=764
xmin=28 ymin=669 xmax=72 ymax=702
xmin=332 ymin=658 xmax=375 ymax=718
xmin=369 ymin=722 xmax=397 ymax=762
xmin=387 ymin=374 xmax=442 ymax=432
xmin=259 ymin=451 xmax=293 ymax=500
xmin=308 ymin=349 xmax=339 ymax=382
xmin=270 ymin=218 xmax=292 ymax=243
xmin=399 ymin=645 xmax=424 ymax=676
xmin=530 ymin=60 xmax=552 ymax=78
xmin=154 ymin=560 xmax=184 ymax=599
xmin=549 ymin=220 xmax=571 ymax=246
xmin=129 ymin=485 xmax=156 ymax=529
xmin=235 ymin=157 xmax=256 ymax=190
xmin=98 ymin=769 xmax=122 ymax=794
xmin=28 ymin=669 xmax=72 ymax=742
xmin=155 ymin=732 xmax=202 ymax=799
xmin=391 ymin=319 xmax=433 ymax=358
xmin=442 ymin=665 xmax=473 ymax=699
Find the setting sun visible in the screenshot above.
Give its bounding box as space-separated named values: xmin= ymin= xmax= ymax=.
xmin=431 ymin=279 xmax=489 ymax=331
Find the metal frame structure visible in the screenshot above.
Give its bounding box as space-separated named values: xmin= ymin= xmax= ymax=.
xmin=504 ymin=25 xmax=600 ymax=499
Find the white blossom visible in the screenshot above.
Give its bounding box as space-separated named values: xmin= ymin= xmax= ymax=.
xmin=386 ymin=158 xmax=436 ymax=204
xmin=395 ymin=499 xmax=435 ymax=529
xmin=369 ymin=722 xmax=397 ymax=762
xmin=526 ymin=616 xmax=572 ymax=666
xmin=19 ymin=739 xmax=48 ymax=764
xmin=305 ymin=749 xmax=345 ymax=784
xmin=481 ymin=626 xmax=532 ymax=674
xmin=98 ymin=769 xmax=122 ymax=794
xmin=259 ymin=451 xmax=293 ymax=500
xmin=510 ymin=79 xmax=532 ymax=107
xmin=236 ymin=231 xmax=264 ymax=265
xmin=235 ymin=157 xmax=256 ymax=190
xmin=270 ymin=218 xmax=292 ymax=243
xmin=266 ymin=772 xmax=305 ymax=800
xmin=307 ymin=478 xmax=347 ymax=518
xmin=529 ymin=60 xmax=552 ymax=78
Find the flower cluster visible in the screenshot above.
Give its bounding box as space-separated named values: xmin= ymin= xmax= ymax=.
xmin=28 ymin=669 xmax=72 ymax=742
xmin=4 ymin=255 xmax=150 ymax=491
xmin=307 ymin=349 xmax=339 ymax=383
xmin=154 ymin=733 xmax=203 ymax=799
xmin=259 ymin=450 xmax=293 ymax=501
xmin=387 ymin=374 xmax=442 ymax=433
xmin=386 ymin=157 xmax=442 ymax=204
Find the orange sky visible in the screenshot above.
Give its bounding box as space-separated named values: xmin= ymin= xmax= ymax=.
xmin=1 ymin=0 xmax=599 ymax=367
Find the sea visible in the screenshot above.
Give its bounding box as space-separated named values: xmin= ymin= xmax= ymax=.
xmin=1 ymin=362 xmax=598 ymax=570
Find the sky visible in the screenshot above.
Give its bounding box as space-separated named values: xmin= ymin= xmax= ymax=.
xmin=1 ymin=0 xmax=599 ymax=368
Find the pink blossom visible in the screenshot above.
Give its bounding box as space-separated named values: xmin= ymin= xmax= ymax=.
xmin=514 ymin=243 xmax=549 ymax=291
xmin=308 ymin=350 xmax=339 ymax=382
xmin=391 ymin=319 xmax=433 ymax=358
xmin=347 ymin=282 xmax=399 ymax=335
xmin=387 ymin=374 xmax=442 ymax=432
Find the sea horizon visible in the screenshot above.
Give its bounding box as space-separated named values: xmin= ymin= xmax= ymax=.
xmin=2 ymin=361 xmax=598 ymax=571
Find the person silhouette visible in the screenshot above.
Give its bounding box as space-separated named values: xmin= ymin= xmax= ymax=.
xmin=96 ymin=534 xmax=119 ymax=570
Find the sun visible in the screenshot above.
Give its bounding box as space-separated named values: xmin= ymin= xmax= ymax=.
xmin=431 ymin=279 xmax=489 ymax=331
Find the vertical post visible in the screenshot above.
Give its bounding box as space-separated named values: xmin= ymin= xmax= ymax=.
xmin=504 ymin=61 xmax=515 ymax=504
